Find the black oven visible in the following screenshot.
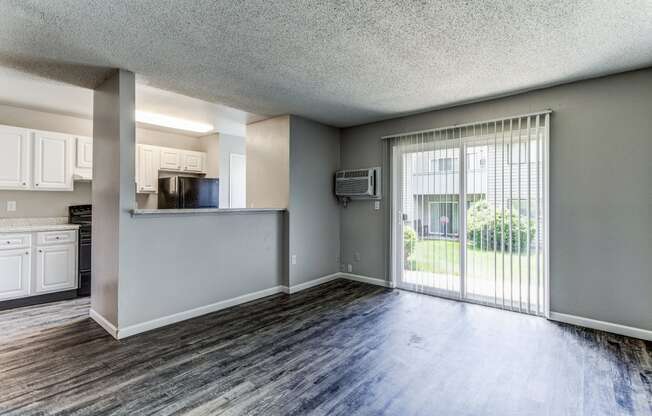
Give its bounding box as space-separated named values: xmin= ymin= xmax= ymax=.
xmin=69 ymin=205 xmax=92 ymax=297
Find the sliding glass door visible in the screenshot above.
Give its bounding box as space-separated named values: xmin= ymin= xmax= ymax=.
xmin=392 ymin=113 xmax=549 ymax=316
xmin=395 ymin=136 xmax=462 ymax=297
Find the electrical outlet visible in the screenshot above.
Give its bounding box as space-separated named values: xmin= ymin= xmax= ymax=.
xmin=291 ymin=255 xmax=297 ymax=265
xmin=347 ymin=264 xmax=353 ymax=273
xmin=354 ymin=252 xmax=361 ymax=262
xmin=374 ymin=201 xmax=380 ymax=211
xmin=6 ymin=201 xmax=16 ymax=212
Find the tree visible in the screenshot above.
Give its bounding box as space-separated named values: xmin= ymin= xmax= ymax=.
xmin=466 ymin=199 xmax=536 ymax=252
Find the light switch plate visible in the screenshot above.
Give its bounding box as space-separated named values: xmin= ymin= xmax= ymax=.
xmin=291 ymin=255 xmax=297 ymax=265
xmin=6 ymin=201 xmax=16 ymax=212
xmin=374 ymin=201 xmax=380 ymax=210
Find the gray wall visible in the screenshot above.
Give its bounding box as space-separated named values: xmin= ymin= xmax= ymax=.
xmin=92 ymin=69 xmax=287 ymax=333
xmin=119 ymin=211 xmax=285 ymax=327
xmin=340 ymin=69 xmax=652 ymax=331
xmin=199 ymin=134 xmax=220 ymax=178
xmin=246 ymin=116 xmax=289 ymax=208
xmin=288 ymin=116 xmax=341 ymax=286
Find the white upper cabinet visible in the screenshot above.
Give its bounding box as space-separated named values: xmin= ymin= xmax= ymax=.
xmin=73 ymin=136 xmax=93 ymax=180
xmin=0 ymin=248 xmax=31 ymax=301
xmin=160 ymin=148 xmax=182 ymax=171
xmin=136 ymin=144 xmax=160 ymax=193
xmin=34 ymin=131 xmax=73 ymax=191
xmin=182 ymin=151 xmax=206 ymax=173
xmin=0 ymin=125 xmax=31 ymax=189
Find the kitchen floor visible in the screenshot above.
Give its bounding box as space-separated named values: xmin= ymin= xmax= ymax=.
xmin=0 ymin=280 xmax=650 ymax=416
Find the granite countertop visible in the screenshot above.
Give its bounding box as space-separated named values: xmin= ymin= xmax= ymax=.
xmin=131 ymin=208 xmax=286 ymax=216
xmin=0 ymin=217 xmax=80 ymax=233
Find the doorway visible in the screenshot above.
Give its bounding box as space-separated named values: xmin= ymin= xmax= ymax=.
xmin=391 ymin=113 xmax=549 ymax=316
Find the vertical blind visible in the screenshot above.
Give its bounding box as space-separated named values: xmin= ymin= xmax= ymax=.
xmin=387 ymin=111 xmax=549 ymax=316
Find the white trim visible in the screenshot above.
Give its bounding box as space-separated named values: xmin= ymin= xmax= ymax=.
xmin=116 ymin=285 xmax=286 ymax=339
xmin=285 ymin=273 xmax=341 ymax=294
xmin=549 ymin=312 xmax=652 ymax=341
xmin=89 ymin=309 xmax=118 ymax=339
xmin=91 ymin=272 xmax=394 ymax=340
xmin=229 ymin=153 xmax=246 ymax=209
xmin=543 ymin=113 xmax=550 ymax=318
xmin=341 ymin=273 xmax=395 ymax=288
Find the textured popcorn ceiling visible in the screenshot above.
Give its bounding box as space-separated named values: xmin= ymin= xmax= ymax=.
xmin=0 ymin=0 xmax=651 ymax=127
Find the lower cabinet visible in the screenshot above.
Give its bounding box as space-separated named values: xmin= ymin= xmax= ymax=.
xmin=35 ymin=244 xmax=76 ymax=294
xmin=0 ymin=230 xmax=77 ymax=302
xmin=0 ymin=248 xmax=31 ymax=301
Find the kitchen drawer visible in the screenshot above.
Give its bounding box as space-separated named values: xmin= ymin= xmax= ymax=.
xmin=0 ymin=234 xmax=31 ymax=250
xmin=37 ymin=230 xmax=77 ymax=246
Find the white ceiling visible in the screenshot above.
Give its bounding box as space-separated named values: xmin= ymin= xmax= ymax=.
xmin=0 ymin=1 xmax=651 ymax=127
xmin=0 ymin=66 xmax=260 ymax=137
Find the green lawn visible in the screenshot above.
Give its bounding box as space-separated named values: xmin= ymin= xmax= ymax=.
xmin=406 ymin=239 xmax=539 ymax=281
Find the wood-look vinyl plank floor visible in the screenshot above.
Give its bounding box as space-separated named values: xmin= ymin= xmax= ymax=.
xmin=0 ymin=279 xmax=650 ymax=415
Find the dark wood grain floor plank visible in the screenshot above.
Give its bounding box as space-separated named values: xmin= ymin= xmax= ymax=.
xmin=0 ymin=279 xmax=650 ymax=416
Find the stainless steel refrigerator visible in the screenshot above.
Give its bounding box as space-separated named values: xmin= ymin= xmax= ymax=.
xmin=158 ymin=177 xmax=219 ymax=209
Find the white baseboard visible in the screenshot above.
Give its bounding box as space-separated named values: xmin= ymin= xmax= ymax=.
xmin=340 ymin=272 xmax=395 ymax=288
xmin=285 ymin=273 xmax=341 ymax=294
xmin=549 ymin=312 xmax=652 ymax=341
xmin=89 ymin=309 xmax=118 ymax=339
xmin=116 ymin=285 xmax=286 ymax=339
xmin=91 ymin=272 xmax=394 ymax=340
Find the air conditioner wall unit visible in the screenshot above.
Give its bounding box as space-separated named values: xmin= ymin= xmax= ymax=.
xmin=334 ymin=167 xmax=381 ymax=199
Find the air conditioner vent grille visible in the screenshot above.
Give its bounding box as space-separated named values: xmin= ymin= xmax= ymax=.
xmin=334 ymin=167 xmax=381 ymax=199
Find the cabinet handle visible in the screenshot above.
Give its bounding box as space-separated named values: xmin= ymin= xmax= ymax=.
xmin=55 ymin=236 xmax=60 ymax=240
xmin=25 ymin=251 xmax=29 ymax=255
xmin=22 ymin=182 xmax=26 ymax=186
xmin=35 ymin=183 xmax=39 ymax=187
xmin=38 ymin=249 xmax=42 ymax=253
xmin=6 ymin=241 xmax=11 ymax=244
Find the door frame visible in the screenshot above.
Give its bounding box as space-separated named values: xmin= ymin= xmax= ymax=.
xmin=390 ymin=124 xmax=550 ymax=317
xmin=229 ymin=153 xmax=246 ymax=209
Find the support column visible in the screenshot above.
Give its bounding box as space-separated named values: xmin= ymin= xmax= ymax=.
xmin=90 ymin=69 xmax=136 ymax=337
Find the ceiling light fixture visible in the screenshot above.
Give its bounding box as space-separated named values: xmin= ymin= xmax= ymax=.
xmin=135 ymin=111 xmax=213 ymax=133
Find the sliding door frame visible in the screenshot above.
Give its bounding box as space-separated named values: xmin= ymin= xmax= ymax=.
xmin=388 ymin=112 xmax=550 ymax=318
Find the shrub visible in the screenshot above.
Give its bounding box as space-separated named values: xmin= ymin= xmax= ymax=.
xmin=466 ymin=200 xmax=535 ymax=252
xmin=403 ymin=226 xmax=417 ymax=262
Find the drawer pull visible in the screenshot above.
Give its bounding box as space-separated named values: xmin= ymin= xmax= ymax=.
xmin=55 ymin=236 xmax=60 ymax=240
xmin=5 ymin=241 xmax=10 ymax=244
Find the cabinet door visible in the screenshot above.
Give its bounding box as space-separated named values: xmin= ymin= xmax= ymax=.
xmin=35 ymin=244 xmax=76 ymax=294
xmin=34 ymin=131 xmax=73 ymax=190
xmin=160 ymin=148 xmax=181 ymax=171
xmin=0 ymin=125 xmax=31 ymax=190
xmin=137 ymin=144 xmax=160 ymax=193
xmin=74 ymin=137 xmax=93 ymax=180
xmin=0 ymin=248 xmax=31 ymax=300
xmin=76 ymin=137 xmax=93 ymax=169
xmin=182 ymin=151 xmax=205 ymax=173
